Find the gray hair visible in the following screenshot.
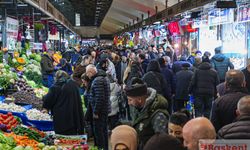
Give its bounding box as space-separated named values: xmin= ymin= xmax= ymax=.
xmin=86 ymin=64 xmax=97 ymax=73
xmin=55 ymin=70 xmax=69 ymax=83
xmin=237 ymin=96 xmax=250 ymax=115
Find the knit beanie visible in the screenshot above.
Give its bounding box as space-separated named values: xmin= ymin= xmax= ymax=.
xmin=143 ymin=133 xmax=186 ymax=150
xmin=111 ymin=125 xmax=138 ymax=150
xmin=125 ymin=77 xmax=147 ymax=97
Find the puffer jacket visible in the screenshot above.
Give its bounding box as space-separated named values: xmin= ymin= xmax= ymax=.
xmin=210 ymin=88 xmax=249 ymax=132
xmin=41 ymin=54 xmax=54 ymax=75
xmin=108 ymin=82 xmax=121 ymax=116
xmin=189 ymin=62 xmax=219 ymax=96
xmin=211 ymin=54 xmax=234 ymax=82
xmin=218 ymin=115 xmax=250 ymax=139
xmin=143 ymin=60 xmax=170 ymax=100
xmin=89 ymin=70 xmax=111 ymax=115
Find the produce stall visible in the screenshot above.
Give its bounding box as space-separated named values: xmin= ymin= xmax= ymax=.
xmin=0 ymin=50 xmax=89 ymax=150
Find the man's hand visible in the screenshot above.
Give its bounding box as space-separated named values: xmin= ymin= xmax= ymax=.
xmin=93 ymin=114 xmax=99 ymax=119
xmin=41 ymin=109 xmax=48 ymax=114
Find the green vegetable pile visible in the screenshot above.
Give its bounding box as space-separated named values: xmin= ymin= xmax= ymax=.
xmin=0 ymin=132 xmax=16 ymax=150
xmin=29 ymin=54 xmax=42 ymax=62
xmin=12 ymin=126 xmax=43 ymax=142
xmin=24 ymin=62 xmax=42 ymax=87
xmin=0 ymin=64 xmax=18 ymax=89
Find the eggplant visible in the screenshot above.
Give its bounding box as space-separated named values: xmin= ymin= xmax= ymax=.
xmin=0 ymin=124 xmax=7 ymax=132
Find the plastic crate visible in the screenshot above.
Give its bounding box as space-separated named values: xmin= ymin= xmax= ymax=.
xmin=0 ymin=109 xmax=29 ymax=125
xmin=14 ymin=102 xmax=32 ymax=110
xmin=26 ymin=119 xmax=54 ymax=131
xmin=0 ymin=96 xmax=5 ymax=102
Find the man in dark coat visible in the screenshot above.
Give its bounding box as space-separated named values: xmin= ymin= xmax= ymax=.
xmin=86 ymin=64 xmax=111 ymax=150
xmin=210 ymin=70 xmax=249 ymax=132
xmin=218 ymin=95 xmax=250 ymax=139
xmin=242 ymin=60 xmax=250 ymax=93
xmin=211 ymin=46 xmax=234 ymax=83
xmin=158 ymin=57 xmax=176 ymax=96
xmin=138 ymin=53 xmax=149 ymax=75
xmin=174 ymin=63 xmax=193 ymax=111
xmin=142 ymin=60 xmax=171 ymax=108
xmin=116 ymin=56 xmax=127 ymax=85
xmin=43 ymin=70 xmax=85 ymax=135
xmin=189 ymin=62 xmax=219 ymax=118
xmin=41 ymin=50 xmax=55 ymax=88
xmin=125 ymin=78 xmax=169 ymax=149
xmin=172 ymin=56 xmax=192 ymax=74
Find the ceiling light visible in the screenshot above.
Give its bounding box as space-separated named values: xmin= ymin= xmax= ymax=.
xmin=17 ymin=4 xmax=28 ymax=7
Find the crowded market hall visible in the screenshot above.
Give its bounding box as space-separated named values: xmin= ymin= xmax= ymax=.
xmin=0 ymin=0 xmax=250 ymax=150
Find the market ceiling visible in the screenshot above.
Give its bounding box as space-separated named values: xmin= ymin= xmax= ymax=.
xmin=49 ymin=0 xmax=113 ymax=27
xmin=100 ymin=0 xmax=183 ymax=34
xmin=48 ymin=0 xmax=183 ymax=35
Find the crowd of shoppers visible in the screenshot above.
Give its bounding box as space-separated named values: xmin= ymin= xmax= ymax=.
xmin=41 ymin=42 xmax=250 ymax=150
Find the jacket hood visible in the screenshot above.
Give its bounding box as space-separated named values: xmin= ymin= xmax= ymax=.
xmin=142 ymin=88 xmax=168 ymax=112
xmin=111 ymin=125 xmax=138 ymax=150
xmin=147 ymin=60 xmax=161 ymax=73
xmin=198 ymin=62 xmax=212 ymax=70
xmin=212 ymin=54 xmax=226 ymax=62
xmin=96 ymin=69 xmax=107 ymax=77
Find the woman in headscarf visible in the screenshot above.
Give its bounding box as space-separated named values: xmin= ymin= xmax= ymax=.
xmin=43 ymin=70 xmax=85 ymax=135
xmin=111 ymin=125 xmax=138 ymax=150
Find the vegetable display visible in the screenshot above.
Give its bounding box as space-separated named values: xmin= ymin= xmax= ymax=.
xmin=0 ymin=132 xmax=16 ymax=150
xmin=0 ymin=112 xmax=19 ymax=130
xmin=14 ymin=78 xmax=35 ymax=94
xmin=0 ymin=64 xmax=18 ymax=90
xmin=26 ymin=109 xmax=52 ymax=121
xmin=0 ymin=103 xmax=26 ymax=113
xmin=12 ymin=91 xmax=43 ymax=110
xmin=12 ymin=126 xmax=43 ymax=142
xmin=4 ymin=132 xmax=39 ymax=150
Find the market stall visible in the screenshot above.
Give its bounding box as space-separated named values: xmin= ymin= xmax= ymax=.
xmin=0 ymin=50 xmax=89 ymax=150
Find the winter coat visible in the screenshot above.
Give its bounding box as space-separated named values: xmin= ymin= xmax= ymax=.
xmin=116 ymin=60 xmax=127 ymax=84
xmin=133 ymin=88 xmax=169 ymax=149
xmin=172 ymin=61 xmax=192 ymax=74
xmin=72 ymin=64 xmax=87 ymax=87
xmin=148 ymin=51 xmax=158 ymax=60
xmin=218 ymin=115 xmax=250 ymax=139
xmin=143 ymin=60 xmax=170 ymax=100
xmin=165 ymin=51 xmax=177 ymax=63
xmin=41 ymin=54 xmax=54 ymax=75
xmin=210 ymin=88 xmax=249 ymax=132
xmin=211 ymin=53 xmax=234 ymax=82
xmin=175 ymin=69 xmax=194 ymax=100
xmin=42 ymin=79 xmax=85 ymax=135
xmin=160 ymin=65 xmax=176 ymax=94
xmin=89 ymin=70 xmax=111 ymax=115
xmin=242 ymin=68 xmax=250 ymax=93
xmin=189 ymin=62 xmax=219 ymax=97
xmin=109 ymin=82 xmax=121 ymax=116
xmin=71 ymin=50 xmax=82 ymax=67
xmin=107 ymin=59 xmax=117 ymax=81
xmin=141 ymin=60 xmax=149 ymax=75
xmin=57 ymin=63 xmax=73 ymax=75
xmin=124 ymin=63 xmax=142 ymax=85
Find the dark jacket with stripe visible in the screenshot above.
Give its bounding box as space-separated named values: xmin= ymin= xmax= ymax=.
xmin=89 ymin=69 xmax=111 ymax=115
xmin=218 ymin=115 xmax=250 ymax=139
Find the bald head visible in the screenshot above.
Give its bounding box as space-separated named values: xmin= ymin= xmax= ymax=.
xmin=183 ymin=117 xmax=216 ymax=150
xmin=225 ymin=70 xmax=245 ymax=88
xmin=86 ymin=64 xmax=97 ymax=79
xmin=237 ymin=96 xmax=250 ymax=115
